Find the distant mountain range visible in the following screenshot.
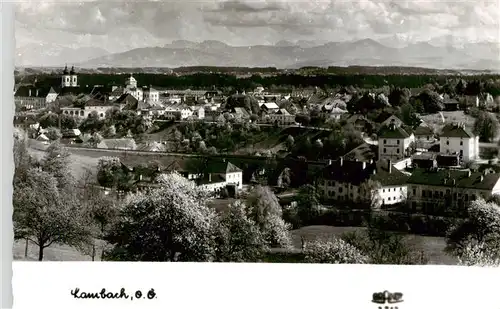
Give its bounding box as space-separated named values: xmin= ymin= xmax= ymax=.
xmin=16 ymin=39 xmax=500 ymax=71
xmin=16 ymin=43 xmax=110 ymax=67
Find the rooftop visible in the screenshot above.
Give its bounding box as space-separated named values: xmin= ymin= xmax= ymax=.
xmin=408 ymin=168 xmax=500 ymax=190
xmin=440 ymin=123 xmax=475 ymax=138
xmin=378 ymin=124 xmax=411 ymax=139
xmin=321 ymin=159 xmax=409 ymax=187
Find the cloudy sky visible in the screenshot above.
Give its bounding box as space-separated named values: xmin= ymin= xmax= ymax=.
xmin=15 ymin=0 xmax=500 ymax=53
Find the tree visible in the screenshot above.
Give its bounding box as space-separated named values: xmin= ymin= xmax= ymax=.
xmin=455 ymin=79 xmax=467 ymax=95
xmin=446 ymin=198 xmax=500 ymax=261
xmin=277 ymin=167 xmax=292 ymax=189
xmin=60 ymin=114 xmax=78 ymax=130
xmin=303 ymin=238 xmax=368 ymax=264
xmin=295 ymin=185 xmax=321 ymax=225
xmin=285 ymin=135 xmax=295 ymax=150
xmin=388 ymin=87 xmax=410 ymax=107
xmin=102 ymin=124 xmax=116 ymax=138
xmin=295 ymin=114 xmax=310 ymax=126
xmin=473 ymin=111 xmax=499 ymax=142
xmin=82 ymin=188 xmax=119 ymax=261
xmin=13 ymin=168 xmax=91 ymax=261
xmin=245 ymin=186 xmax=293 ymax=248
xmin=105 ymin=173 xmax=218 ymax=261
xmin=456 ymin=241 xmax=500 ymax=267
xmin=41 ymin=142 xmax=74 ymax=190
xmin=359 ymin=179 xmax=383 ymax=209
xmin=46 ymin=127 xmax=62 ymax=141
xmin=13 ymin=132 xmax=36 ymax=185
xmin=414 ymin=90 xmax=444 ymax=113
xmin=38 ymin=113 xmax=59 ymax=128
xmin=88 ymin=132 xmax=103 ymax=147
xmin=342 ymin=222 xmax=428 ymax=265
xmin=215 ymin=201 xmax=267 ymax=262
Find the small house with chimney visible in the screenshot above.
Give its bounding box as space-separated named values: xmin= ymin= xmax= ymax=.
xmin=378 ymin=119 xmax=415 ymax=161
xmin=439 ymin=122 xmax=479 ymax=162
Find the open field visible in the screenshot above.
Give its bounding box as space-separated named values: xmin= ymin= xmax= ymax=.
xmin=13 ymin=225 xmax=456 ymax=264
xmin=13 ymin=240 xmax=103 ymax=261
xmin=421 ymin=111 xmax=476 ymax=133
xmin=28 ymin=147 xmax=99 ymax=180
xmin=290 ymin=225 xmax=457 ymax=265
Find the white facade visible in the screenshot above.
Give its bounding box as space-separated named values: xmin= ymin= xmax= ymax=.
xmin=61 ymin=105 xmax=114 ymax=119
xmin=144 ymin=88 xmax=160 ymax=103
xmin=197 ymin=171 xmax=243 ymax=192
xmin=440 ymin=135 xmax=479 ymax=162
xmin=378 ymin=134 xmax=415 ymax=161
xmin=180 ymin=108 xmax=193 ymax=120
xmin=317 ymin=180 xmax=407 ymax=206
xmin=225 ymin=171 xmax=243 ymax=190
xmin=378 ymin=186 xmax=408 ymax=205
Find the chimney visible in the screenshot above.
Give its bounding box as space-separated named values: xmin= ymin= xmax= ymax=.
xmin=388 ymin=160 xmax=392 ymax=173
xmin=339 ymin=157 xmax=343 ymax=166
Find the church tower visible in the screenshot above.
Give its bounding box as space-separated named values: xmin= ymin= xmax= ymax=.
xmin=70 ymin=66 xmax=78 ymax=87
xmin=61 ymin=65 xmax=71 ymax=88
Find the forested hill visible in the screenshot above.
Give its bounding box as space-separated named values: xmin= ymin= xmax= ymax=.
xmin=14 ymin=72 xmax=500 ymax=96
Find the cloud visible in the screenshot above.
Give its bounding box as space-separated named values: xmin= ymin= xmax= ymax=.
xmin=14 ymin=0 xmax=500 ymax=55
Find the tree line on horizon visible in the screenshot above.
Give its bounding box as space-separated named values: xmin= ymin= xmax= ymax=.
xmin=15 ymin=72 xmax=500 ymax=96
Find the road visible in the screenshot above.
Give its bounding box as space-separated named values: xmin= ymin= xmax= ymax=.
xmin=479 ymin=142 xmax=498 ymax=148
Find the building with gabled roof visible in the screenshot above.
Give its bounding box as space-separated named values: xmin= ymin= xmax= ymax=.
xmin=268 ymin=108 xmax=295 ymax=125
xmin=439 ymin=122 xmax=479 ymax=162
xmin=407 ymin=168 xmax=500 ymax=213
xmin=317 ymin=158 xmax=409 ymax=206
xmin=14 ymin=85 xmax=58 ymax=110
xmin=378 ymin=120 xmax=414 ymax=161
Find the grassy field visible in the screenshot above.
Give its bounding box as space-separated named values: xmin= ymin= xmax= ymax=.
xmin=28 ymin=147 xmax=99 ymax=180
xmin=13 ymin=225 xmax=457 ymax=264
xmin=421 ymin=111 xmax=476 ymax=134
xmin=290 ymin=225 xmax=457 ymax=265
xmin=13 ymin=239 xmax=103 ymax=261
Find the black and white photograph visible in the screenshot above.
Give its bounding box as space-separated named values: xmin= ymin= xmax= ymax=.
xmin=11 ymin=0 xmax=500 ymax=268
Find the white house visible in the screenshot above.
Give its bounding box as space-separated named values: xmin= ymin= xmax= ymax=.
xmin=407 ymin=168 xmax=500 ymax=213
xmin=317 ymin=158 xmax=409 ymax=206
xmin=196 ymin=161 xmax=243 ymax=193
xmin=143 ymin=86 xmax=160 ymax=103
xmin=190 ymin=106 xmax=205 ymax=120
xmin=439 ymin=123 xmax=479 ymax=162
xmin=378 ymin=120 xmax=415 ymax=161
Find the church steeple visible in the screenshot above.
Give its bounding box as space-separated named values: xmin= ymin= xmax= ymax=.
xmin=63 ymin=64 xmax=69 ymax=75
xmin=70 ymin=66 xmax=75 ymax=75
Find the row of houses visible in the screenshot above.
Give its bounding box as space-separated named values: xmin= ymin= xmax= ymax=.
xmin=316 ymin=157 xmax=500 ymax=212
